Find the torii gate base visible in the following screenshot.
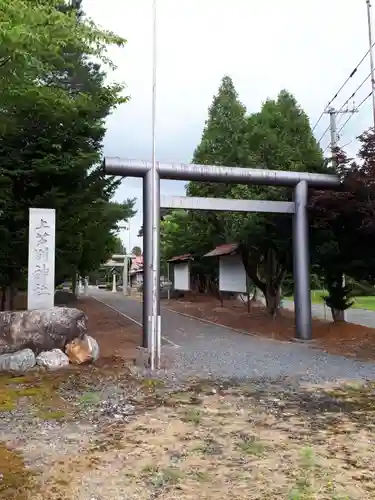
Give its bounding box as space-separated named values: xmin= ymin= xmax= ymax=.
xmin=104 ymin=158 xmax=340 ymax=349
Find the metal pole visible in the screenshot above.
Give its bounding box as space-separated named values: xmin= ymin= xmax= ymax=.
xmin=149 ymin=0 xmax=161 ymax=368
xmin=142 ymin=171 xmax=152 ymax=349
xmin=104 ymin=158 xmax=341 ymax=189
xmin=293 ymin=181 xmax=312 ymax=340
xmin=367 ymin=0 xmax=375 ymax=128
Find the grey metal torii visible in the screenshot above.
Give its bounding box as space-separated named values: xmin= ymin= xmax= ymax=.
xmin=104 ymin=157 xmax=341 ymax=350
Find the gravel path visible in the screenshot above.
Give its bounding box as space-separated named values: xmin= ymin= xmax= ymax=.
xmin=90 ymin=290 xmax=375 ymax=384
xmin=283 ymin=299 xmax=375 ymax=328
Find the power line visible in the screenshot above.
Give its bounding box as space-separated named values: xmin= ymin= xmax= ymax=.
xmin=318 ymin=124 xmax=330 ymax=144
xmin=323 ymin=141 xmax=352 ymax=154
xmin=337 ymin=71 xmax=371 ymax=114
xmin=312 ymin=42 xmax=375 ymax=131
xmin=337 ymin=92 xmax=372 ymax=135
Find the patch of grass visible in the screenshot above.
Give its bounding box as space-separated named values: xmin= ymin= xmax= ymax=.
xmin=189 ymin=469 xmax=210 ymax=482
xmin=352 ymin=295 xmax=375 ymax=310
xmin=0 ymin=381 xmax=51 ymax=412
xmin=194 ymin=438 xmax=223 ymax=456
xmin=142 ymin=378 xmax=165 ymax=390
xmin=0 ymin=443 xmax=38 ymax=500
xmin=326 ymin=479 xmax=351 ymax=500
xmin=236 ymin=434 xmax=265 ymax=456
xmin=0 ymin=395 xmax=15 ymax=412
xmin=183 ymin=407 xmax=202 ymax=425
xmin=0 ymin=372 xmax=75 ymax=421
xmin=285 ymin=290 xmax=375 ymax=311
xmin=37 ymin=409 xmax=67 ymax=421
xmin=167 ymin=391 xmax=202 ymax=407
xmin=7 ymin=376 xmax=28 ymax=384
xmin=17 ymin=386 xmax=46 ymax=398
xmin=288 ymin=447 xmax=316 ymax=499
xmin=79 ymin=391 xmax=101 ymax=407
xmin=142 ymin=465 xmax=183 ymax=488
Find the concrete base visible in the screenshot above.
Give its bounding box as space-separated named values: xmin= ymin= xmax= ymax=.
xmin=291 ymin=337 xmax=316 ymax=344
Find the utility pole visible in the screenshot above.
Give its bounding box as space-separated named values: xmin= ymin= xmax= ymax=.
xmin=367 ymin=0 xmax=375 ymax=128
xmin=328 ymin=108 xmax=338 ymax=168
xmin=325 ymin=107 xmax=358 ymax=321
xmin=325 ymin=107 xmax=358 ymax=167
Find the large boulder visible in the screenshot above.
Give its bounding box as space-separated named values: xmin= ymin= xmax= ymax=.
xmin=0 ymin=307 xmax=87 ymax=355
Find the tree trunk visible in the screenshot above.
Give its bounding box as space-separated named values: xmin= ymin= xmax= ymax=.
xmin=72 ymin=273 xmax=77 ymax=299
xmin=9 ymin=284 xmax=16 ymax=311
xmin=239 ymin=245 xmax=285 ymax=317
xmin=251 ymin=287 xmax=259 ymax=302
xmin=264 ymin=288 xmax=280 ymax=318
xmin=84 ymin=278 xmax=88 ymax=296
xmin=331 ymin=308 xmax=345 ymax=322
xmin=1 ymin=286 xmax=6 ymax=311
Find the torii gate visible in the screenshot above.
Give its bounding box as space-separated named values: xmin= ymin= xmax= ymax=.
xmin=101 ymin=253 xmax=133 ymax=294
xmin=104 ymin=158 xmax=341 ymax=362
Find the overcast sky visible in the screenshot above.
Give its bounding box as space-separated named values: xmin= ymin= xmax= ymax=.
xmin=85 ymin=0 xmax=373 ymax=251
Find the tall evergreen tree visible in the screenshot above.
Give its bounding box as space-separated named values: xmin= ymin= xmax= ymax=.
xmin=185 ymin=76 xmax=248 ymax=259
xmin=166 ymin=83 xmax=326 ymax=315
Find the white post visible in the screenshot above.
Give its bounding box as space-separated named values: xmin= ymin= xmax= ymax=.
xmin=27 ymin=208 xmax=56 ymax=310
xmin=84 ymin=278 xmax=88 ymax=296
xmin=112 ymin=272 xmax=117 ymax=293
xmin=156 ymin=314 xmax=161 ymax=369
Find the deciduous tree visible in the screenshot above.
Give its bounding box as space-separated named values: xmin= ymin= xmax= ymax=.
xmin=310 ymin=133 xmax=375 ymax=320
xmin=0 ymin=0 xmax=134 ymax=304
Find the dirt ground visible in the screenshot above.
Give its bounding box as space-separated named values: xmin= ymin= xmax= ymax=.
xmin=1 ymin=298 xmax=375 ymax=499
xmin=163 ymin=295 xmax=375 ymax=361
xmin=78 ymin=297 xmax=142 ymax=366
xmin=32 ymin=381 xmax=375 ymax=499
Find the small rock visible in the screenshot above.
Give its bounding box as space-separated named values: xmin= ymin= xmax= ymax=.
xmin=86 ymin=335 xmax=99 ymax=361
xmin=65 ymin=334 xmax=99 ymax=364
xmin=36 ymin=349 xmax=70 ymax=370
xmin=0 ymin=348 xmax=36 ymax=372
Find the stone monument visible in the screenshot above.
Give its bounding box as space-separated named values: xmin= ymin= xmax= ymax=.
xmin=27 ymin=208 xmax=56 ymax=310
